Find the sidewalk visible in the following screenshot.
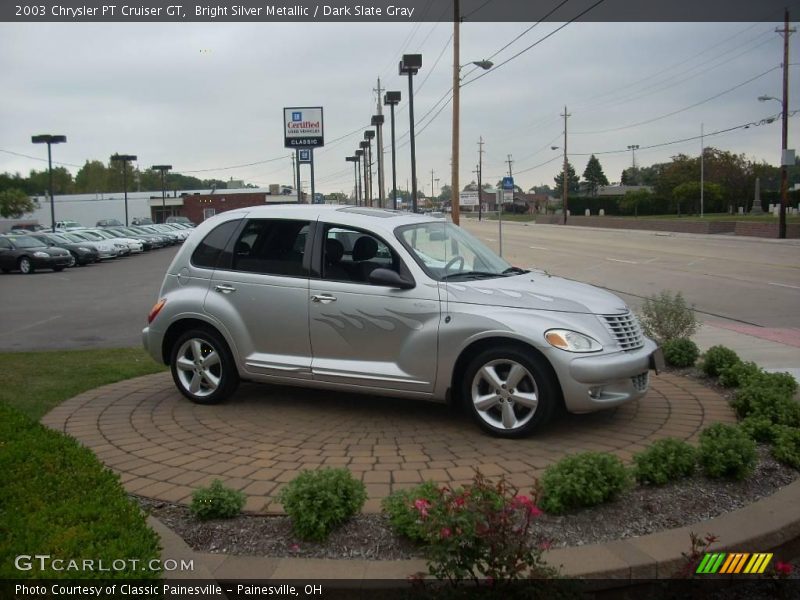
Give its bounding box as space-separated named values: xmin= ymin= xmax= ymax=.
xmin=694 ymin=321 xmax=800 ymax=382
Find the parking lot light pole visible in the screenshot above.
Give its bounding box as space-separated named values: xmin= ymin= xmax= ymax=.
xmin=399 ymin=54 xmax=422 ymax=213
xmin=354 ymin=149 xmax=364 ymax=206
xmin=371 ymin=115 xmax=385 ymax=207
xmin=31 ymin=134 xmax=67 ymax=232
xmin=111 ymin=153 xmax=137 ymax=226
xmin=364 ymin=130 xmax=376 ymax=207
xmin=359 ymin=141 xmax=370 ymax=207
xmin=345 ymin=156 xmax=359 ymax=204
xmin=151 ymin=165 xmax=172 ymax=223
xmin=383 ymin=91 xmax=401 ymax=210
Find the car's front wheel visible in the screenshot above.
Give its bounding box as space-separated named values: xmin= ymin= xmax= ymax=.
xmin=462 ymin=347 xmax=557 ymax=438
xmin=170 ymin=328 xmax=239 ymax=405
xmin=18 ymin=257 xmax=34 ymax=274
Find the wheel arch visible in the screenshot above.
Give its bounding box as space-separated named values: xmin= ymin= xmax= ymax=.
xmin=449 ymin=336 xmax=564 ymax=409
xmin=161 ymin=317 xmax=232 ymax=365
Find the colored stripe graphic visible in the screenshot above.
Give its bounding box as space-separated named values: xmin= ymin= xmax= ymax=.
xmin=696 ymin=552 xmax=774 ymax=574
xmin=744 ymin=553 xmax=773 ymax=574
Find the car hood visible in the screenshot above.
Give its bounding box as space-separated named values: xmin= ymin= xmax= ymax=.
xmin=437 ymin=270 xmax=629 ymax=315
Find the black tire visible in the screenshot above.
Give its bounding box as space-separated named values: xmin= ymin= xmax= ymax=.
xmin=462 ymin=347 xmax=557 ymax=438
xmin=18 ymin=257 xmax=34 ymax=274
xmin=169 ymin=327 xmax=239 ymax=405
xmin=67 ymin=253 xmax=77 ymax=268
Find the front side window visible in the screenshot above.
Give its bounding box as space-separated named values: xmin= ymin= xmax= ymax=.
xmin=231 ymin=219 xmax=309 ymax=277
xmin=396 ymin=222 xmax=513 ymax=281
xmin=8 ymin=236 xmax=46 ymax=249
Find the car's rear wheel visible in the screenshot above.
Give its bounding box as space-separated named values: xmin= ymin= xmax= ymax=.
xmin=18 ymin=257 xmax=34 ymax=274
xmin=462 ymin=347 xmax=557 ymax=438
xmin=170 ymin=328 xmax=239 ymax=405
xmin=67 ymin=253 xmax=77 ymax=267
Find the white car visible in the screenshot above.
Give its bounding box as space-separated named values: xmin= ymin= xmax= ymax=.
xmin=61 ymin=232 xmax=118 ymax=260
xmin=82 ymin=229 xmax=144 ymax=254
xmin=54 ymin=220 xmax=84 ymax=232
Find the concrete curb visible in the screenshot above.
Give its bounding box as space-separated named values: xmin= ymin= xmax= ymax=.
xmin=149 ymin=479 xmax=800 ymax=581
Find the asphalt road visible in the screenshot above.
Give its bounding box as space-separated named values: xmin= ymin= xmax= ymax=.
xmin=462 ymin=218 xmax=800 ymax=328
xmin=1 ymin=223 xmax=798 ymax=352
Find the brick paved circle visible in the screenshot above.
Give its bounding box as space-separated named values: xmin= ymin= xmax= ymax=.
xmin=41 ymin=372 xmax=736 ymax=513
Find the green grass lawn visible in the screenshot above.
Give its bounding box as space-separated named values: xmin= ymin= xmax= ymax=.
xmin=0 ymin=347 xmax=167 ymax=421
xmin=632 ymin=213 xmax=800 ymax=223
xmin=464 ymin=213 xmax=538 ymax=222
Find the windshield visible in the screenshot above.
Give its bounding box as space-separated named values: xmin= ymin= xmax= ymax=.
xmin=65 ymin=233 xmax=90 ymax=243
xmin=9 ymin=235 xmax=47 ymax=249
xmin=396 ymin=222 xmax=513 ymax=281
xmin=48 ymin=234 xmax=71 ymax=244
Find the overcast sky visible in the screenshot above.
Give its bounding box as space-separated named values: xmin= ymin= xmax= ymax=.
xmin=1 ymin=15 xmax=797 ymax=196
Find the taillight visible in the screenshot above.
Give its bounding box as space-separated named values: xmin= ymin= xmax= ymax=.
xmin=147 ymin=299 xmax=166 ymax=324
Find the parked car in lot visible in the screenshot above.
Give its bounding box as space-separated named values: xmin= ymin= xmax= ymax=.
xmin=166 ymin=216 xmax=194 ymax=226
xmin=128 ymin=225 xmax=173 ymax=247
xmin=143 ymin=205 xmax=663 ymax=438
xmin=132 ymin=217 xmax=154 ymax=226
xmin=151 ymin=223 xmax=189 ymax=242
xmin=96 ymin=218 xmax=124 ymax=227
xmin=103 ymin=227 xmax=160 ymax=250
xmin=54 ymin=220 xmax=84 ymax=232
xmin=82 ymin=229 xmax=144 ymax=254
xmin=0 ymin=234 xmax=73 ymax=274
xmin=133 ymin=225 xmax=180 ymax=245
xmin=30 ymin=232 xmax=99 ymax=266
xmin=59 ymin=231 xmax=118 ymax=260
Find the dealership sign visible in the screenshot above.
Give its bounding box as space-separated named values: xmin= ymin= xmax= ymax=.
xmin=284 ymin=107 xmax=324 ymax=148
xmin=458 ymin=191 xmax=479 ymax=207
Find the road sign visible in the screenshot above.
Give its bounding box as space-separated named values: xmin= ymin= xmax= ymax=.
xmin=459 ymin=191 xmax=478 ymax=206
xmin=284 ymin=107 xmax=324 ymax=148
xmin=502 ymin=176 xmax=514 ymax=190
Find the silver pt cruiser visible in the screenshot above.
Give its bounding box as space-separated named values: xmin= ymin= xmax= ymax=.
xmin=143 ymin=205 xmax=663 ymax=438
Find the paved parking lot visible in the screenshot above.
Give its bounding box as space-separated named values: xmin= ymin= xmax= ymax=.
xmin=42 ymin=371 xmax=736 ymax=513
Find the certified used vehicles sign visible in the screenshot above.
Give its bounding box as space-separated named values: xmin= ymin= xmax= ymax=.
xmin=284 ymin=107 xmax=324 ymax=147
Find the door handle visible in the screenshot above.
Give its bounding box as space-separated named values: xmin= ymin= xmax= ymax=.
xmin=214 ymin=284 xmax=237 ymax=294
xmin=312 ymin=294 xmax=337 ymax=303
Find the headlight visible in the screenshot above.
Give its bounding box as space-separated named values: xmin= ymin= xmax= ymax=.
xmin=545 ymin=329 xmax=603 ymax=353
xmin=78 ymin=247 xmax=90 ymax=252
xmin=33 ymin=251 xmax=49 ymax=258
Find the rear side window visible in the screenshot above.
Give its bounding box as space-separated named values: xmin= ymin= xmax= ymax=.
xmin=191 ymin=220 xmax=242 ymax=269
xmin=231 ymin=219 xmax=309 ymax=277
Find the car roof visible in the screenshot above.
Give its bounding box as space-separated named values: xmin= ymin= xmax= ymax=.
xmin=220 ymin=204 xmax=440 ymax=235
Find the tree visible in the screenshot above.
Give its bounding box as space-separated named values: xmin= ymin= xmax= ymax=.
xmin=672 ymin=181 xmax=723 ymax=216
xmin=27 ymin=167 xmax=73 ymax=195
xmin=618 ymin=189 xmax=653 ymax=216
xmin=438 ymin=184 xmax=452 ymax=203
xmin=553 ymin=162 xmax=580 ymax=196
xmin=582 ymin=155 xmax=609 ymax=196
xmin=74 ymin=160 xmax=108 ymax=193
xmin=0 ymin=188 xmax=36 ymax=218
xmin=325 ymin=192 xmax=348 ymax=204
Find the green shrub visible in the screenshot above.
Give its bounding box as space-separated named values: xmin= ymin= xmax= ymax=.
xmin=279 ymin=468 xmax=366 ymax=541
xmin=740 ymin=415 xmax=779 ymax=443
xmin=0 ymin=403 xmax=160 ymax=579
xmin=637 ymin=290 xmax=699 ymax=343
xmin=540 ymin=452 xmax=631 ymax=514
xmin=760 ymin=371 xmax=799 ymax=396
xmin=698 ymin=423 xmax=757 ymax=480
xmin=633 ymin=438 xmax=696 ymax=485
xmin=381 ymin=480 xmax=441 ymax=542
xmin=662 ymin=338 xmax=700 ymax=368
xmin=771 ymin=426 xmax=800 ymax=469
xmin=701 ymin=346 xmax=740 ymax=377
xmin=190 ymin=479 xmax=246 ymax=520
xmin=731 ymin=385 xmax=800 ymax=427
xmin=718 ymin=361 xmax=762 ymax=388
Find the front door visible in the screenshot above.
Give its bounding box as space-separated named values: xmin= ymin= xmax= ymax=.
xmin=308 ymin=224 xmax=440 ymax=394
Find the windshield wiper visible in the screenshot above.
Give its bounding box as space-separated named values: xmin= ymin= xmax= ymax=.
xmin=502 ymin=266 xmax=530 ymax=275
xmin=440 ymin=271 xmax=507 ymax=281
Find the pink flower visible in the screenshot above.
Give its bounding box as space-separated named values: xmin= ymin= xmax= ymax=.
xmin=512 ymin=495 xmax=543 ymax=517
xmin=775 ymin=561 xmax=793 ymax=576
xmin=289 ymin=544 xmax=300 ymax=552
xmin=414 ymin=498 xmax=431 ymax=517
xmin=440 ymin=527 xmax=452 ymax=539
xmin=539 ymin=539 xmax=553 ymax=551
xmin=453 ymin=495 xmax=466 ymax=508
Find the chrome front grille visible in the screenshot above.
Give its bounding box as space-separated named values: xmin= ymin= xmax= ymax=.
xmin=602 ymin=311 xmax=645 ymax=352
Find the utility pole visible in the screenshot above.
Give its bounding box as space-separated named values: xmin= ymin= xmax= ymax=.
xmin=430 ymin=169 xmax=436 ymax=205
xmin=506 ymin=154 xmax=514 ymax=178
xmin=778 ymin=10 xmax=794 ymax=239
xmin=451 ymin=0 xmax=461 ymax=226
xmin=700 ymin=123 xmax=704 ymax=218
xmin=477 ymin=136 xmax=484 ymax=221
xmin=561 ymin=106 xmax=570 ymax=225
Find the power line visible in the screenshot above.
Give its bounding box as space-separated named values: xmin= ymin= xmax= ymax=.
xmin=572 ymin=65 xmax=780 ymax=135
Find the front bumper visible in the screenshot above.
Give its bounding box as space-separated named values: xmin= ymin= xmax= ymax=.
xmin=555 ymin=338 xmax=661 ymax=413
xmin=32 ymin=254 xmax=72 ymax=270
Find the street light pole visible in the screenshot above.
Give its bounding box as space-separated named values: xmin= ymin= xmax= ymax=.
xmin=561 ymin=106 xmax=570 ymax=225
xmin=364 ymin=130 xmax=375 ymax=207
xmin=111 ymin=153 xmax=137 ymax=226
xmin=371 ymin=114 xmax=385 ymax=208
xmin=399 ymin=54 xmax=422 ymax=213
xmin=151 ymin=165 xmax=172 ymax=222
xmin=384 ymin=91 xmax=401 ymax=210
xmin=346 ymin=156 xmax=359 ymax=204
xmin=355 ymin=149 xmax=364 ymax=206
xmin=31 ymin=134 xmax=67 ymax=232
xmin=359 ymin=141 xmax=369 ymax=207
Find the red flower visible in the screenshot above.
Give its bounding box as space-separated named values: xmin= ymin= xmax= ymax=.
xmin=414 ymin=498 xmax=431 ymax=518
xmin=512 ymin=494 xmax=543 ymax=517
xmin=440 ymin=527 xmax=452 ymax=539
xmin=775 ymin=561 xmax=793 ymax=576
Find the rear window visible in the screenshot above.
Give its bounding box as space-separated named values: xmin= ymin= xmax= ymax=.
xmin=191 ymin=220 xmax=242 ymax=269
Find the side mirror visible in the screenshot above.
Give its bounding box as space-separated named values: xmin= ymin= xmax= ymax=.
xmin=368 ymin=268 xmax=415 ymax=289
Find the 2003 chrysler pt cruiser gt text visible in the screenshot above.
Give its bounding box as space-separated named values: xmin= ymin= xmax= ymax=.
xmin=143 ymin=205 xmax=663 ymax=438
